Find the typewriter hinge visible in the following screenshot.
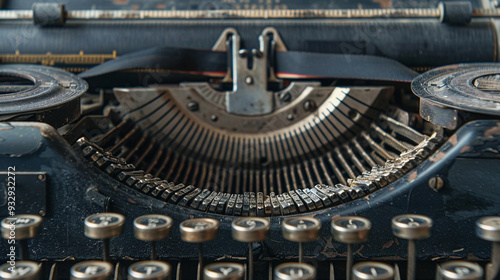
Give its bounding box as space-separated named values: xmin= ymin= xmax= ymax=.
xmin=213 ymin=27 xmax=287 ymax=116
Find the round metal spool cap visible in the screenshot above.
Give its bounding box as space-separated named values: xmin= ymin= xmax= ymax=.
xmin=180 ymin=218 xmax=219 ymax=243
xmin=438 ymin=261 xmax=483 ymax=280
xmin=282 ymin=217 xmax=321 ymax=243
xmin=352 ymin=262 xmax=394 ymax=280
xmin=274 ymin=262 xmax=316 ymax=280
xmin=411 ymin=63 xmax=500 ymax=116
xmin=1 ymin=215 xmax=42 ymax=240
xmin=134 ymin=215 xmax=173 ymax=241
xmin=0 ymin=64 xmax=88 ymax=127
xmin=476 ymin=216 xmax=500 ymax=242
xmin=128 ymin=260 xmax=171 ymax=280
xmin=84 ymin=213 xmax=125 ymax=240
xmin=232 ymin=217 xmax=270 ymax=243
xmin=203 ymin=262 xmax=244 ymax=280
xmin=331 ymin=216 xmax=371 ymax=244
xmin=0 ymin=261 xmax=41 ymax=280
xmin=391 ymin=214 xmax=432 ymax=240
xmin=70 ymin=261 xmax=113 ymax=280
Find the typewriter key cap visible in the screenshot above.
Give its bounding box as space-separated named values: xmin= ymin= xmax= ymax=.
xmin=331 ymin=216 xmax=372 ymax=280
xmin=274 ymin=262 xmax=316 ymax=280
xmin=70 ymin=261 xmax=113 ymax=280
xmin=128 ymin=260 xmax=171 ymax=280
xmin=476 ymin=216 xmax=500 ymax=280
xmin=0 ymin=261 xmax=41 ymax=280
xmin=392 ymin=214 xmax=432 ymax=280
xmin=84 ymin=213 xmax=125 ymax=262
xmin=203 ymin=262 xmax=244 ymax=280
xmin=1 ymin=215 xmax=43 ymax=260
xmin=180 ymin=218 xmax=220 ymax=280
xmin=134 ymin=214 xmax=173 ymax=260
xmin=232 ymin=217 xmax=270 ymax=280
xmin=437 ymin=261 xmax=483 ymax=280
xmin=282 ymin=217 xmax=321 ymax=263
xmin=352 ymin=262 xmax=394 ymax=280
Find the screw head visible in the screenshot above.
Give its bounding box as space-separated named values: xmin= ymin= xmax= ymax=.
xmin=428 ymin=176 xmax=444 ymax=192
xmin=187 ymin=101 xmax=199 ymax=111
xmin=303 ymin=100 xmax=316 ymax=112
xmin=245 ymin=76 xmax=253 ymax=85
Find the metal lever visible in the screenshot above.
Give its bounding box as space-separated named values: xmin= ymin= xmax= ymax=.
xmin=213 ymin=27 xmax=286 ymax=116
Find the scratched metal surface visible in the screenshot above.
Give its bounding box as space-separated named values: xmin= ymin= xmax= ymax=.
xmin=2 ymin=0 xmax=486 ymax=10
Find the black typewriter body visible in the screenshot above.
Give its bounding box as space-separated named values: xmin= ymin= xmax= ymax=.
xmin=0 ymin=1 xmax=500 ymax=279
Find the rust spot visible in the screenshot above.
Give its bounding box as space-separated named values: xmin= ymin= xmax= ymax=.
xmin=449 ymin=134 xmax=457 ymax=146
xmin=113 ymin=0 xmax=128 ymax=4
xmin=127 ymin=198 xmax=136 ymax=204
xmin=388 ymin=186 xmax=394 ymax=191
xmin=408 ymin=170 xmax=418 ymax=182
xmin=460 ymin=145 xmax=471 ymax=153
xmin=381 ymin=239 xmax=394 ymax=250
xmin=373 ymin=0 xmax=392 ymax=8
xmin=467 ymin=253 xmax=483 ymax=260
xmin=157 ymin=3 xmax=166 ymax=9
xmin=429 ymin=151 xmax=446 ymax=162
xmin=131 ymin=4 xmax=139 ymax=10
xmin=395 ymin=238 xmax=399 ymax=245
xmin=485 ymin=122 xmax=500 ymax=137
xmin=331 ymin=214 xmax=341 ymax=220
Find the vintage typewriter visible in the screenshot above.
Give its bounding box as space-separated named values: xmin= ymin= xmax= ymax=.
xmin=1 ymin=0 xmax=500 ymax=279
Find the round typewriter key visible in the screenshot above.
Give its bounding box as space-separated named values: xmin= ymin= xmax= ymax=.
xmin=331 ymin=216 xmax=371 ymax=244
xmin=203 ymin=262 xmax=244 ymax=280
xmin=476 ymin=216 xmax=500 ymax=242
xmin=1 ymin=215 xmax=43 ymax=260
xmin=134 ymin=215 xmax=173 ymax=260
xmin=232 ymin=217 xmax=270 ymax=243
xmin=134 ymin=215 xmax=173 ymax=241
xmin=180 ymin=218 xmax=219 ymax=243
xmin=0 ymin=261 xmax=41 ymax=280
xmin=232 ymin=217 xmax=269 ymax=280
xmin=331 ymin=216 xmax=372 ymax=280
xmin=84 ymin=213 xmax=125 ymax=262
xmin=282 ymin=217 xmax=321 ymax=243
xmin=128 ymin=260 xmax=171 ymax=280
xmin=84 ymin=213 xmax=125 ymax=240
xmin=352 ymin=262 xmax=394 ymax=280
xmin=391 ymin=214 xmax=432 ymax=240
xmin=180 ymin=218 xmax=220 ymax=280
xmin=437 ymin=261 xmax=483 ymax=280
xmin=282 ymin=217 xmax=321 ymax=263
xmin=1 ymin=215 xmax=43 ymax=240
xmin=274 ymin=262 xmax=316 ymax=280
xmin=476 ymin=216 xmax=500 ymax=280
xmin=391 ymin=214 xmax=433 ymax=280
xmin=70 ymin=261 xmax=113 ymax=280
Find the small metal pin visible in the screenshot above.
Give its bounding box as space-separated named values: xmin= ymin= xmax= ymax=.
xmin=133 ymin=214 xmax=173 ymax=260
xmin=282 ymin=217 xmax=321 ymax=263
xmin=232 ymin=217 xmax=270 ymax=280
xmin=180 ymin=218 xmax=219 ymax=280
xmin=391 ymin=214 xmax=432 ymax=280
xmin=84 ymin=213 xmax=125 ymax=262
xmin=1 ymin=215 xmax=43 ymax=261
xmin=331 ymin=216 xmax=371 ymax=280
